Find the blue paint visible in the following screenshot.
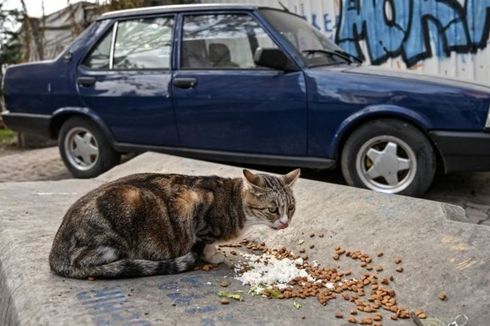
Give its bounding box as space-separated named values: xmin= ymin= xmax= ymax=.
xmin=76 ymin=287 xmax=151 ymax=326
xmin=336 ymin=0 xmax=490 ymax=67
xmin=185 ymin=306 xmax=218 ymax=314
xmin=403 ymin=0 xmax=468 ymax=64
xmin=311 ymin=14 xmax=321 ymax=30
xmin=200 ymin=318 xmax=217 ymax=326
xmin=467 ymin=0 xmax=490 ymax=49
xmin=180 ymin=275 xmax=205 ymax=288
xmin=323 ymin=13 xmax=334 ymax=33
xmin=167 ymin=292 xmax=194 ymax=305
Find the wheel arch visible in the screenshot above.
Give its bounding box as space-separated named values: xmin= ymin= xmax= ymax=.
xmin=332 ymin=106 xmax=446 ymax=172
xmin=50 ymin=107 xmax=115 ymax=146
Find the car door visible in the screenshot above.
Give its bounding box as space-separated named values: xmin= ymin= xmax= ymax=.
xmin=77 ymin=15 xmax=179 ymax=146
xmin=172 ymin=11 xmax=307 ymax=156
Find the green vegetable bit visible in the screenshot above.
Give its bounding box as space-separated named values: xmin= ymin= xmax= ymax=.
xmin=217 ymin=291 xmax=243 ymax=301
xmin=269 ymin=288 xmax=282 ymax=299
xmin=293 ymin=301 xmax=302 ymax=310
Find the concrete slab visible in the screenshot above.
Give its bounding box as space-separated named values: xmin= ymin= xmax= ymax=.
xmin=1 ymin=153 xmax=489 ymax=326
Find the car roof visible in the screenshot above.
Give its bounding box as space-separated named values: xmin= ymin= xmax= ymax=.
xmin=99 ymin=3 xmax=271 ymax=20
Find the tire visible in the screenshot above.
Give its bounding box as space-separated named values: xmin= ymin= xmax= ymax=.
xmin=58 ymin=117 xmax=120 ymax=178
xmin=340 ymin=119 xmax=436 ymax=197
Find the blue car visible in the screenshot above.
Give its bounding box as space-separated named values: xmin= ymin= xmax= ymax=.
xmin=3 ymin=4 xmax=490 ymax=196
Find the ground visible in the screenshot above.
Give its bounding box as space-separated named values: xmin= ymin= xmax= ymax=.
xmin=0 ymin=146 xmax=488 ymax=226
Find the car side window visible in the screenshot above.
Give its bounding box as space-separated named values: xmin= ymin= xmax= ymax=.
xmin=82 ymin=26 xmax=113 ymax=70
xmin=181 ymin=14 xmax=278 ymax=69
xmin=114 ymin=17 xmax=174 ymax=70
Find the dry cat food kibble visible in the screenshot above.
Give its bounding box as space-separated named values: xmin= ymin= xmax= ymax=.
xmin=222 ymin=239 xmax=437 ymax=323
xmin=438 ymin=291 xmax=447 ymax=301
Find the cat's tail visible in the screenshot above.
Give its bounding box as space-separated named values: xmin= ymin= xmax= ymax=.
xmin=52 ymin=252 xmax=198 ymax=279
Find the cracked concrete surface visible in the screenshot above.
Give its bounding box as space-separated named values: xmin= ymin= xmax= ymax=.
xmin=1 ymin=153 xmax=489 ymax=325
xmin=0 ymin=146 xmax=489 ymax=226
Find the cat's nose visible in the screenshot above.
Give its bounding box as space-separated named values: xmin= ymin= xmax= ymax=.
xmin=276 ymin=222 xmax=288 ymax=229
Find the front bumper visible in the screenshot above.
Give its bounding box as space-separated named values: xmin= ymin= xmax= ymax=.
xmin=1 ymin=111 xmax=52 ymax=139
xmin=430 ymin=131 xmax=490 ymax=173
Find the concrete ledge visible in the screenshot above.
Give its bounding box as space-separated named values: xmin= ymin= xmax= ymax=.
xmin=1 ymin=153 xmax=489 ymax=325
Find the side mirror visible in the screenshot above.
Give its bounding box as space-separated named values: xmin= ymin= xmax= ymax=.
xmin=63 ymin=51 xmax=72 ymax=63
xmin=254 ymin=47 xmax=296 ymax=71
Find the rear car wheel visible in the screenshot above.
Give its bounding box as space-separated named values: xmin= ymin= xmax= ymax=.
xmin=340 ymin=119 xmax=436 ymax=196
xmin=59 ymin=117 xmax=120 ymax=178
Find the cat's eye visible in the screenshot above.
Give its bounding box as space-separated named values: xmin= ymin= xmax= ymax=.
xmin=268 ymin=207 xmax=278 ymax=214
xmin=288 ymin=205 xmax=295 ymax=211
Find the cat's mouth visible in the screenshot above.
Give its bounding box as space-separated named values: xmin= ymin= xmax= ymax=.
xmin=272 ymin=221 xmax=289 ymax=230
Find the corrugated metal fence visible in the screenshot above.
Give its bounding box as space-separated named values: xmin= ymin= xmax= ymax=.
xmin=203 ymin=0 xmax=490 ymax=86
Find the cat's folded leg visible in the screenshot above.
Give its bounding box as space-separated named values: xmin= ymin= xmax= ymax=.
xmin=202 ymin=243 xmax=225 ymax=264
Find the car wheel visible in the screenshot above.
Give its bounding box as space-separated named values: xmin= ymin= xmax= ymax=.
xmin=58 ymin=117 xmax=120 ymax=178
xmin=340 ymin=119 xmax=436 ymax=197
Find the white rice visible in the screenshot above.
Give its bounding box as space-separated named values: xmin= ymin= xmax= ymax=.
xmin=235 ymin=253 xmax=314 ymax=292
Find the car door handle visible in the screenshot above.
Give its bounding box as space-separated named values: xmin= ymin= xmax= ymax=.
xmin=173 ymin=77 xmax=197 ymax=89
xmin=77 ymin=77 xmax=96 ymax=87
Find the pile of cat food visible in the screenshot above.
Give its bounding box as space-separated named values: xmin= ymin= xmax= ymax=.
xmin=216 ymin=237 xmax=447 ymax=325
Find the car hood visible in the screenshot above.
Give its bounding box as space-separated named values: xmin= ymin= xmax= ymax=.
xmin=344 ymin=65 xmax=490 ymax=95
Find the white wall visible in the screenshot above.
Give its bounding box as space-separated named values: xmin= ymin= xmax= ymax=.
xmin=203 ymin=0 xmax=490 ymax=86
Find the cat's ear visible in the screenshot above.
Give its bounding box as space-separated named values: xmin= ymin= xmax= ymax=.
xmin=283 ymin=168 xmax=301 ymax=187
xmin=242 ymin=169 xmax=265 ymax=192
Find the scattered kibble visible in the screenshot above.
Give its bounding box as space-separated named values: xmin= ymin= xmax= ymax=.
xmin=418 ymin=312 xmax=427 ymax=319
xmin=220 ymin=298 xmax=230 ymax=305
xmin=377 ymin=252 xmax=383 ymax=257
xmin=202 ymin=264 xmax=214 ymax=271
xmin=438 ymin=291 xmax=447 ymax=301
xmin=394 ymin=257 xmax=402 ymax=264
xmin=220 ymin=281 xmax=230 ymax=288
xmin=225 ymin=239 xmax=431 ymax=323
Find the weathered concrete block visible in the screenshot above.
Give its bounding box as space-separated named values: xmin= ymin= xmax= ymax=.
xmin=0 ymin=153 xmax=489 ymax=325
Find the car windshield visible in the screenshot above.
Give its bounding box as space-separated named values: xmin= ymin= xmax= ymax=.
xmin=260 ymin=9 xmax=351 ymax=67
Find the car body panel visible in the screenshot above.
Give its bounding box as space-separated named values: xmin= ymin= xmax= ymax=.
xmin=172 ymin=69 xmax=307 ymax=155
xmin=77 ymin=69 xmax=178 ymax=146
xmin=304 ymin=66 xmax=490 ymax=158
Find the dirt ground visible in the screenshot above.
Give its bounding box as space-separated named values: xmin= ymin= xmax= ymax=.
xmin=0 ymin=146 xmax=488 ymax=226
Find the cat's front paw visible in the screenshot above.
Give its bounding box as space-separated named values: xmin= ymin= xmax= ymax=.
xmin=206 ymin=251 xmax=226 ymax=264
xmin=202 ymin=244 xmax=225 ymax=264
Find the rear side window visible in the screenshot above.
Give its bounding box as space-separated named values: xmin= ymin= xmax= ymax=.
xmin=114 ymin=17 xmax=173 ymax=69
xmin=82 ymin=16 xmax=174 ymax=70
xmin=181 ymin=14 xmax=278 ymax=69
xmin=82 ymin=26 xmax=113 ymax=69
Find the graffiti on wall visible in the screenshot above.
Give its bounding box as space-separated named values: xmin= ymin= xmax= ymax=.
xmin=335 ymin=0 xmax=490 ymax=67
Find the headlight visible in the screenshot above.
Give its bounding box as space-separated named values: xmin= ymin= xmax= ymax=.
xmin=486 ymin=104 xmax=490 ymax=129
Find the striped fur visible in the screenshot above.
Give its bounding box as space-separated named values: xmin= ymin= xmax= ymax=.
xmin=49 ymin=169 xmax=300 ymax=279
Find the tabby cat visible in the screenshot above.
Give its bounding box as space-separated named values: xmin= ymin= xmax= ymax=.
xmin=49 ymin=169 xmax=300 ymax=279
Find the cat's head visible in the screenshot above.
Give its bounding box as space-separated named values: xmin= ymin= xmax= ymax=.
xmin=241 ymin=169 xmax=301 ymax=230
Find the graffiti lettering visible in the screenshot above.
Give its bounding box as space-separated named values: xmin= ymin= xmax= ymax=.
xmin=336 ymin=0 xmax=490 ymax=67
